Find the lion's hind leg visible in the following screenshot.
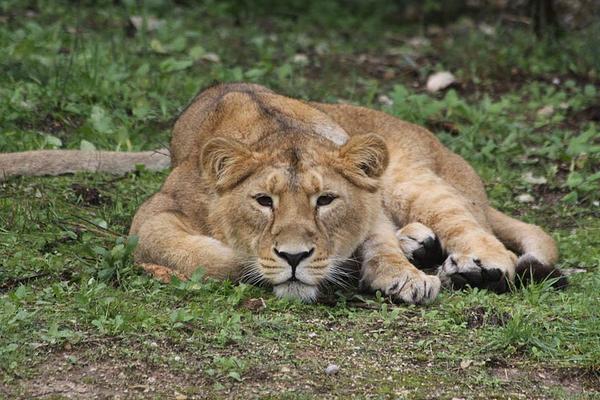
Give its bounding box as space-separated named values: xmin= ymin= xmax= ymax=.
xmin=388 ymin=170 xmax=516 ymax=292
xmin=487 ymin=207 xmax=568 ymax=289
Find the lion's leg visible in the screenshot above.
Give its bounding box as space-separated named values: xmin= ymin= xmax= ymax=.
xmin=387 ymin=171 xmax=516 ymax=292
xmin=134 ymin=212 xmax=243 ymax=281
xmin=359 ymin=213 xmax=441 ymax=304
xmin=486 ymin=206 xmax=567 ymax=289
xmin=396 ymin=222 xmax=445 ymax=269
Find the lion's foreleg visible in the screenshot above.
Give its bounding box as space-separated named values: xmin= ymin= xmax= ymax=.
xmin=359 ymin=212 xmax=441 ymax=304
xmin=388 ymin=172 xmax=516 ymax=292
xmin=134 ymin=212 xmax=244 ymax=281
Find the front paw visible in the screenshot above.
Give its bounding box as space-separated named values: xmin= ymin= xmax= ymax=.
xmin=438 ymin=252 xmax=516 ymax=293
xmin=367 ymin=270 xmax=441 ymax=305
xmin=396 ymin=223 xmax=445 ymax=269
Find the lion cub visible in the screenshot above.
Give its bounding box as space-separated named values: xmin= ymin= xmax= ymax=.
xmin=130 ymin=83 xmax=566 ymax=303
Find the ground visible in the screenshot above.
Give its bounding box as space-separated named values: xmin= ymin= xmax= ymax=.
xmin=1 ymin=1 xmax=599 ymax=399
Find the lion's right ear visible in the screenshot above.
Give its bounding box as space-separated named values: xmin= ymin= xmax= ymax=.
xmin=200 ymin=137 xmax=258 ymax=192
xmin=335 ymin=133 xmax=389 ymax=192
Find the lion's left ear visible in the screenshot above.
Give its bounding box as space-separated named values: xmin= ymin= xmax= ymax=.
xmin=200 ymin=137 xmax=259 ymax=192
xmin=334 ymin=133 xmax=389 ymax=192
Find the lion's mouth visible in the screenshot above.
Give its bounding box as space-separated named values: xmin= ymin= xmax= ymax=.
xmin=272 ymin=280 xmax=319 ymax=303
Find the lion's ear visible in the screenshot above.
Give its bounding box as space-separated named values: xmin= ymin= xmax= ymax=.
xmin=200 ymin=137 xmax=258 ymax=192
xmin=336 ymin=133 xmax=389 ymax=192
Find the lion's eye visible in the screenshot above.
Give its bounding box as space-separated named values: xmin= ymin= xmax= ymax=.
xmin=255 ymin=195 xmax=273 ymax=208
xmin=316 ymin=194 xmax=336 ymax=207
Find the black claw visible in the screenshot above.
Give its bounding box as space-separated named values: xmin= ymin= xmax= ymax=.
xmin=411 ymin=288 xmax=419 ymax=302
xmin=410 ymin=236 xmax=446 ymax=270
xmin=412 ymin=246 xmax=428 ymax=263
xmin=460 ymin=270 xmax=483 ymax=287
xmin=481 ymin=267 xmax=503 ymax=282
xmin=450 ymin=273 xmax=469 ymax=290
xmin=486 ymin=275 xmax=510 ymax=294
xmin=389 ymin=281 xmax=400 ymax=292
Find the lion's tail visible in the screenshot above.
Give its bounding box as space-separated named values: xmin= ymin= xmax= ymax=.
xmin=487 ymin=206 xmax=568 ymax=289
xmin=0 ymin=149 xmax=170 ymax=181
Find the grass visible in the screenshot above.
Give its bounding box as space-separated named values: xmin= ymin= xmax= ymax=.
xmin=1 ymin=1 xmax=599 ymax=398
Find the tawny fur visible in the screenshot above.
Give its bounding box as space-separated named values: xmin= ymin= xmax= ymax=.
xmin=2 ymin=83 xmax=565 ymax=302
xmin=128 ymin=83 xmax=563 ymax=302
xmin=0 ymin=149 xmax=170 ymax=180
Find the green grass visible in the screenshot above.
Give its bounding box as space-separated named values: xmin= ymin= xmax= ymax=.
xmin=1 ymin=1 xmax=599 ymax=398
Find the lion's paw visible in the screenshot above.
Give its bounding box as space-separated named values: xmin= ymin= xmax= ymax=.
xmin=396 ymin=223 xmax=445 ymax=269
xmin=438 ymin=252 xmax=515 ymax=293
xmin=381 ymin=271 xmax=441 ymax=304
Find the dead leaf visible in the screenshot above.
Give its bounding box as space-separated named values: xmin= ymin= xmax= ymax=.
xmin=377 ymin=94 xmax=393 ymax=106
xmin=130 ymin=16 xmax=164 ymax=31
xmin=292 ymin=53 xmax=309 ymax=65
xmin=537 ymin=105 xmax=555 ymax=117
xmin=516 ymin=193 xmax=535 ymax=203
xmin=522 ymin=172 xmax=547 ymax=185
xmin=426 ymin=71 xmax=456 ymax=93
xmin=200 ymin=52 xmax=220 ymax=63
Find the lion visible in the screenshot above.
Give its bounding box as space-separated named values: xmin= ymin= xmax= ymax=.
xmin=0 ymin=82 xmax=567 ymax=303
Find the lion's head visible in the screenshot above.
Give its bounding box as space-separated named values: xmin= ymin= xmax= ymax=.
xmin=201 ymin=132 xmax=389 ymax=302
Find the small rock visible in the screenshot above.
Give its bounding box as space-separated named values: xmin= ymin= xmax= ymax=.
xmin=307 ymin=332 xmax=317 ymax=338
xmin=537 ymin=105 xmax=555 ymax=117
xmin=460 ymin=359 xmax=473 ymax=369
xmin=175 ymin=393 xmax=188 ymax=400
xmin=522 ymin=172 xmax=547 ymax=185
xmin=407 ymin=36 xmax=430 ymax=48
xmin=516 ymin=194 xmax=535 ymax=203
xmin=552 ymin=77 xmax=561 ymax=85
xmin=292 ymin=53 xmax=309 ymax=65
xmin=325 ymin=364 xmax=339 ymax=375
xmin=130 ymin=16 xmax=164 ymax=31
xmin=377 ymin=94 xmax=394 ymax=106
xmin=426 ymin=71 xmax=456 ymax=93
xmin=200 ymin=52 xmax=220 ymax=63
xmin=280 ymin=366 xmax=291 ymax=373
xmin=479 ymin=23 xmax=495 ymax=35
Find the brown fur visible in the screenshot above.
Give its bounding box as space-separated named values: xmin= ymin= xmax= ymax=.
xmin=0 ymin=149 xmax=170 ymax=180
xmin=1 ymin=83 xmax=565 ymax=302
xmin=128 ymin=83 xmax=564 ymax=302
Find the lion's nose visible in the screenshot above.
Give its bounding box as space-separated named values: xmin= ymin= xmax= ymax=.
xmin=274 ymin=248 xmax=314 ymax=274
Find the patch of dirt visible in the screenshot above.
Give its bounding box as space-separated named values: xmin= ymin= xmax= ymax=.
xmin=566 ymin=104 xmax=600 ymax=128
xmin=5 ymin=348 xmax=209 ymax=400
xmin=490 ymin=365 xmax=597 ymax=398
xmin=71 ymin=183 xmax=108 ymax=206
xmin=240 ymin=297 xmax=267 ymax=313
xmin=17 ymin=113 xmax=83 ymax=137
xmin=465 ymin=306 xmax=511 ymax=329
xmin=532 ymin=185 xmax=568 ymax=208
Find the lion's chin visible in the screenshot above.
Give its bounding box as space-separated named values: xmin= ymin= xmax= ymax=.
xmin=273 ymin=281 xmax=319 ymax=303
